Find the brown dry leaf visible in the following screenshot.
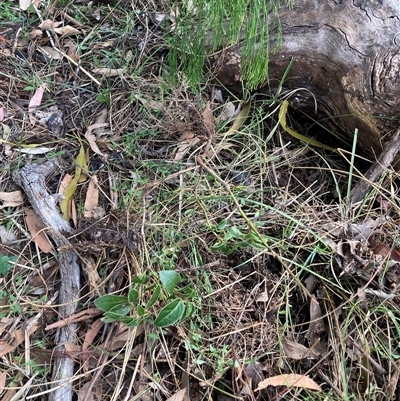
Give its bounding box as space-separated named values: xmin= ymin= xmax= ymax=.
xmin=83 ymin=319 xmax=103 ymax=350
xmin=25 ymin=208 xmax=54 ymax=253
xmin=373 ymin=244 xmax=400 ymax=262
xmin=45 ymin=307 xmax=102 ymax=330
xmin=64 ymin=40 xmax=79 ymax=61
xmin=256 ymin=374 xmax=321 ymax=391
xmin=0 ymin=317 xmax=38 ymax=357
xmin=202 ymin=104 xmax=215 ymax=136
xmin=92 ymin=68 xmax=124 ymax=77
xmin=28 ymin=29 xmax=43 ymax=40
xmin=39 ymin=46 xmax=63 ymax=60
xmin=305 ymin=296 xmax=325 ymax=343
xmin=103 ymin=324 xmax=144 ymax=351
xmin=173 ymin=132 xmax=201 ymax=161
xmin=282 ymin=339 xmax=320 ymax=360
xmin=93 ymin=108 xmax=109 ymax=137
xmin=136 ymin=95 xmax=163 ymax=111
xmin=0 ymin=107 xmax=4 ymax=122
xmin=84 ymin=176 xmax=99 ymax=218
xmin=0 ymin=191 xmax=24 ymax=208
xmin=165 ymin=388 xmax=187 ymax=401
xmin=255 ymin=291 xmax=269 ymax=302
xmin=78 ymin=382 xmax=95 ymax=401
xmin=85 ymin=124 xmax=108 ymax=158
xmin=29 ymin=83 xmax=47 ymax=124
xmin=59 ymin=174 xmax=73 ymax=196
xmin=54 ymin=25 xmax=80 ymax=37
xmin=38 ymin=19 xmax=62 ymax=31
xmin=0 ymin=388 xmax=17 ymax=401
xmin=64 ymin=342 xmax=81 ymax=356
xmin=0 ymin=371 xmax=6 ymax=390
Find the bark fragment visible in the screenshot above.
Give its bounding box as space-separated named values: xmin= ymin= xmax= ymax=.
xmin=14 ymin=161 xmax=80 ymax=401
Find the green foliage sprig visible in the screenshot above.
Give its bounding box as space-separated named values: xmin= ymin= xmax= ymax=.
xmin=169 ymin=0 xmax=293 ymax=90
xmin=94 ymin=270 xmax=195 ymax=328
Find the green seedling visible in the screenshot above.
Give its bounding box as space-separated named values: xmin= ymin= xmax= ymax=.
xmin=94 ymin=270 xmax=195 ymax=328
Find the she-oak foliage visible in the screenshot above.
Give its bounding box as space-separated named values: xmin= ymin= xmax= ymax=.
xmin=169 ymin=0 xmax=293 ymax=90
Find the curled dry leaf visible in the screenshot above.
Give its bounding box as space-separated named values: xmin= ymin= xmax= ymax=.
xmin=84 ymin=176 xmax=99 ymax=218
xmin=25 ymin=208 xmax=54 ymax=253
xmin=0 ymin=371 xmax=6 ymax=390
xmin=54 ymin=25 xmax=81 ymax=37
xmin=78 ymin=382 xmax=95 ymax=401
xmin=85 ymin=124 xmax=108 ymax=159
xmin=201 ymin=104 xmax=215 ymax=136
xmin=173 ymin=132 xmax=201 ymax=161
xmin=39 ymin=46 xmax=63 ymax=60
xmin=282 ymin=339 xmax=320 ymax=360
xmin=0 ymin=317 xmax=39 ymax=357
xmin=255 ymin=291 xmax=269 ymax=302
xmin=0 ymin=191 xmax=24 ymax=208
xmin=28 ymin=29 xmax=43 ymax=40
xmin=64 ymin=40 xmax=79 ymax=61
xmin=165 ymin=388 xmax=187 ymax=401
xmin=373 ymin=244 xmax=400 ymax=262
xmin=28 ymin=83 xmax=47 ymax=124
xmin=38 ymin=19 xmax=62 ymax=31
xmin=92 ymin=68 xmax=124 ymax=77
xmin=256 ymin=374 xmax=321 ymax=391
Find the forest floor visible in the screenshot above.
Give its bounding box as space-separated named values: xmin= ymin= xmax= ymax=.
xmin=1 ymin=1 xmax=400 ymax=401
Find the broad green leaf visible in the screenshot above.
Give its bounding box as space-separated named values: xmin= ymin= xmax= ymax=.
xmin=94 ymin=295 xmax=128 ymax=312
xmin=108 ymin=303 xmax=131 ymax=317
xmin=179 ymin=285 xmax=196 ymax=299
xmin=216 ymin=220 xmax=228 ymax=230
xmin=228 ymin=226 xmax=243 ymax=239
xmin=0 ymin=254 xmax=16 ymax=276
xmin=126 ymin=318 xmax=141 ymax=327
xmin=182 ymin=301 xmax=195 ymax=320
xmin=136 ymin=305 xmax=145 ymax=317
xmin=101 ymin=315 xmax=119 ymax=323
xmin=119 ymin=316 xmax=141 ymax=326
xmin=128 ymin=288 xmax=139 ymax=306
xmin=159 ymin=270 xmax=181 ymax=295
xmin=154 ymin=299 xmax=185 ymax=327
xmin=132 ymin=274 xmax=148 ymax=285
xmin=146 ymin=285 xmax=161 ymax=308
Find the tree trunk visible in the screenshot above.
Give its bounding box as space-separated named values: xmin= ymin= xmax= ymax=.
xmin=209 ymin=0 xmax=400 ymax=156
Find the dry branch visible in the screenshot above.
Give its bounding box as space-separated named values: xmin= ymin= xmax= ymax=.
xmin=14 ymin=161 xmax=80 ymax=401
xmin=350 ymin=128 xmax=400 ymax=204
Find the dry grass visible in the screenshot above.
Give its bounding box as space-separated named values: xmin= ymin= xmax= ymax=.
xmin=0 ymin=1 xmax=400 ymax=401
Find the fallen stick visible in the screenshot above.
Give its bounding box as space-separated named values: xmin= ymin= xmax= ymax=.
xmin=14 ymin=161 xmax=80 ymax=401
xmin=350 ymin=128 xmax=400 ymax=204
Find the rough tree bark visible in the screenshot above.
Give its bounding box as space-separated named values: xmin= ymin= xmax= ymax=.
xmin=210 ymin=0 xmax=400 ymax=156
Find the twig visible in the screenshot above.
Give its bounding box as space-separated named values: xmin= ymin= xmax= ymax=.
xmin=14 ymin=161 xmax=81 ymax=401
xmin=350 ymin=128 xmax=400 ymax=204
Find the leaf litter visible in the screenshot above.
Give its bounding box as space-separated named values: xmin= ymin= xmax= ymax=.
xmin=0 ymin=1 xmax=399 ymax=400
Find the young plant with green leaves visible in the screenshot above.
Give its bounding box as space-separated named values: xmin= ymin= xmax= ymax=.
xmin=94 ymin=270 xmax=195 ymax=327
